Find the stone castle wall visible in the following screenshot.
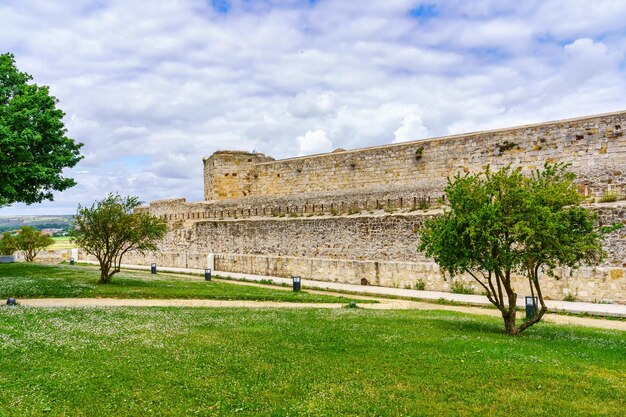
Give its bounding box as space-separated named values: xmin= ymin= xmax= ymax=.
xmin=207 ymin=111 xmax=626 ymax=201
xmin=135 ymin=111 xmax=626 ymax=303
xmin=130 ymin=202 xmax=626 ymax=303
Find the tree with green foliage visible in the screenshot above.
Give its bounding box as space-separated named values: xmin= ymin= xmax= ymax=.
xmin=14 ymin=226 xmax=54 ymax=262
xmin=419 ymin=163 xmax=618 ymax=335
xmin=70 ymin=194 xmax=168 ymax=283
xmin=0 ymin=52 xmax=83 ymax=206
xmin=0 ymin=232 xmax=17 ymax=255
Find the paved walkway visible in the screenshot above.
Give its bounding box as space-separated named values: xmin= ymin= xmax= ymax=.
xmin=77 ymin=260 xmax=626 ymax=318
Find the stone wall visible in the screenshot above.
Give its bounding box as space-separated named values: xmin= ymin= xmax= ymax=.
xmin=130 ymin=201 xmax=626 ymax=303
xmin=137 ymin=189 xmax=440 ymax=222
xmin=114 ymin=249 xmax=625 ymax=304
xmin=204 ymin=111 xmax=626 ymax=200
xmin=135 ymin=111 xmax=626 ymax=304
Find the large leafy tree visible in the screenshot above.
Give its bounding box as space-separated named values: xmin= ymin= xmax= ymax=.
xmin=70 ymin=194 xmax=168 ymax=283
xmin=419 ymin=163 xmax=614 ymax=335
xmin=0 ymin=52 xmax=83 ymax=206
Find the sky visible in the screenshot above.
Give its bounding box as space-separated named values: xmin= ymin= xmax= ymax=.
xmin=1 ymin=0 xmax=625 ymax=215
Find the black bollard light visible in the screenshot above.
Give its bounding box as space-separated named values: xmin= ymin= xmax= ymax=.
xmin=525 ymin=296 xmax=538 ymax=319
xmin=205 ymin=268 xmax=212 ymax=281
xmin=292 ymin=276 xmax=301 ymax=292
xmin=6 ymin=297 xmax=16 ymax=306
xmin=69 ymin=257 xmax=75 ymax=266
xmin=151 ymin=263 xmax=157 ymax=274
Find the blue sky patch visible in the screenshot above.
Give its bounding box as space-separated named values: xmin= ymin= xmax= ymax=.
xmin=409 ymin=4 xmax=438 ymax=20
xmin=211 ymin=0 xmax=231 ymax=13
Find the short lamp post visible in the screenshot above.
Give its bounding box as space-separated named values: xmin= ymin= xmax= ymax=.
xmin=205 ymin=268 xmax=212 ymax=281
xmin=525 ymin=296 xmax=538 ymax=319
xmin=151 ymin=263 xmax=157 ymax=274
xmin=292 ymin=276 xmax=301 ymax=292
xmin=69 ymin=257 xmax=75 ymax=266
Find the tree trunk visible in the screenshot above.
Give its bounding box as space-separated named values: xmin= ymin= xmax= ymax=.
xmin=99 ymin=260 xmax=111 ymax=284
xmin=99 ymin=269 xmax=110 ymax=283
xmin=503 ymin=312 xmax=519 ymax=336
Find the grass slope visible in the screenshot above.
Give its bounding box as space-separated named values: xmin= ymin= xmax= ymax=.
xmin=0 ymin=263 xmax=360 ymax=303
xmin=0 ymin=307 xmax=624 ymax=416
xmin=48 ymin=236 xmax=76 ymax=250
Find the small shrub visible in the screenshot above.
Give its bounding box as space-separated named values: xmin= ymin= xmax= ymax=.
xmin=563 ymin=293 xmax=577 ymax=302
xmin=415 ymin=279 xmax=426 ymax=291
xmin=418 ymin=200 xmax=430 ymax=210
xmin=0 ymin=232 xmax=17 ymax=255
xmin=346 ymin=301 xmax=358 ymax=309
xmin=451 ymin=281 xmax=475 ymax=294
xmin=259 ymin=279 xmax=274 ymax=285
xmin=599 ymin=191 xmax=621 ymax=203
xmin=497 ymin=141 xmax=518 ymax=153
xmin=415 ymin=146 xmax=424 ymax=160
xmin=347 ymin=207 xmax=360 ymax=215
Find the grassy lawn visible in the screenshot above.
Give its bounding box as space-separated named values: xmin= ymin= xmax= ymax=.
xmin=0 ymin=263 xmax=362 ymax=303
xmin=48 ymin=236 xmax=76 ymax=250
xmin=0 ymin=307 xmax=623 ymax=416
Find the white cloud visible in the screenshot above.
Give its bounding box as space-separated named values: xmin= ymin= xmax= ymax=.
xmin=564 ymin=38 xmax=621 ymax=76
xmin=296 ymin=129 xmax=333 ymax=156
xmin=393 ymin=114 xmax=432 ymax=143
xmin=288 ymin=91 xmax=337 ymax=118
xmin=1 ymin=0 xmax=625 ymax=214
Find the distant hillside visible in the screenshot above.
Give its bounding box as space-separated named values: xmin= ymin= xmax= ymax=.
xmin=0 ymin=215 xmax=74 ymax=233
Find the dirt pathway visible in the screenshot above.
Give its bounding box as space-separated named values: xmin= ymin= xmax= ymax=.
xmin=17 ymin=296 xmax=626 ymax=331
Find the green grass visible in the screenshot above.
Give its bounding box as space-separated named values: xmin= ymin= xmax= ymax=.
xmin=48 ymin=236 xmax=76 ymax=250
xmin=0 ymin=263 xmax=363 ymax=303
xmin=0 ymin=307 xmax=623 ymax=416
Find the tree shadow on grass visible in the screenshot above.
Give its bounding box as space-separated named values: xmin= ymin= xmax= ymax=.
xmin=423 ymin=312 xmax=506 ymax=336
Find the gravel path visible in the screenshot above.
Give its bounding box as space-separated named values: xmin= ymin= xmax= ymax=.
xmin=17 ymin=296 xmax=626 ymax=331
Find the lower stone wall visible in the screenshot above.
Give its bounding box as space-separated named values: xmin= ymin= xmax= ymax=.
xmin=96 ymin=201 xmax=626 ymax=304
xmin=103 ymin=251 xmax=625 ymax=304
xmin=14 ymin=249 xmax=74 ymax=263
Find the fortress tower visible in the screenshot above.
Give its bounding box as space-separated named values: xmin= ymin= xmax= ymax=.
xmin=203 ymin=151 xmax=274 ymax=200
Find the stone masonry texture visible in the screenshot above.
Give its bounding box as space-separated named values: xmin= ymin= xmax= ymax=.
xmin=134 ymin=111 xmax=626 ymax=303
